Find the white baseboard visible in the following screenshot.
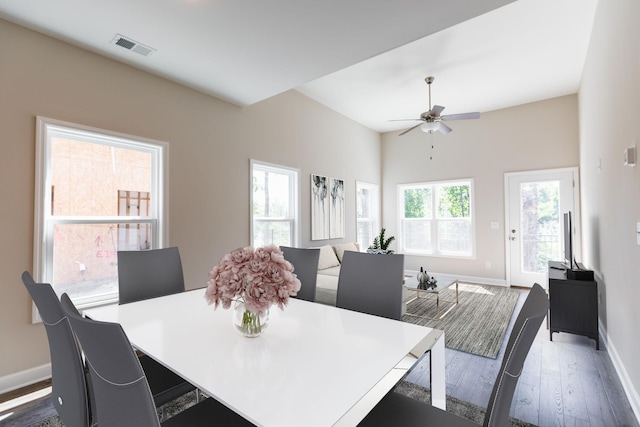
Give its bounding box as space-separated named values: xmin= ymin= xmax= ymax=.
xmin=0 ymin=364 xmax=51 ymax=395
xmin=599 ymin=320 xmax=640 ymax=424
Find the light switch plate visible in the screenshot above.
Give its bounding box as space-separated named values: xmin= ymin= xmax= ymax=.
xmin=625 ymin=147 xmax=636 ymax=167
xmin=637 ymin=222 xmax=640 ymax=245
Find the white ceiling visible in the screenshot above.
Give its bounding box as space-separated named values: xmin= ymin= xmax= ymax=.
xmin=0 ymin=0 xmax=597 ymax=134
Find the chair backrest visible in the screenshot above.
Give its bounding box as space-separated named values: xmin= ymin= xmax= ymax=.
xmin=60 ymin=293 xmax=161 ymax=427
xmin=280 ymin=246 xmax=320 ymax=302
xmin=483 ymin=282 xmax=549 ymax=427
xmin=117 ymin=247 xmax=185 ymax=304
xmin=21 ymin=271 xmax=90 ymax=427
xmin=336 ymin=251 xmax=405 ymax=320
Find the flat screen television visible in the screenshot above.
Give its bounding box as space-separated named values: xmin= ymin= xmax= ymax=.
xmin=563 ymin=211 xmax=574 ymax=270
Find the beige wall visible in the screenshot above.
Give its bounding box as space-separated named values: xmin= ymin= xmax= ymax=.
xmin=579 ymin=0 xmax=640 ymax=412
xmin=0 ymin=19 xmax=380 ymax=382
xmin=381 ymin=95 xmax=579 ymax=278
xmin=3 ymin=0 xmax=640 ymax=412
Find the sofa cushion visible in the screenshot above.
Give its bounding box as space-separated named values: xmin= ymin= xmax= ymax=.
xmin=315 ymin=245 xmax=341 ymax=270
xmin=316 ymin=273 xmax=339 ymax=291
xmin=333 ymin=242 xmax=359 ymax=263
xmin=318 ymin=266 xmax=341 ymax=277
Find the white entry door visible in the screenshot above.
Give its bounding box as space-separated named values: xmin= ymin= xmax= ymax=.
xmin=505 ymin=168 xmax=579 ymax=287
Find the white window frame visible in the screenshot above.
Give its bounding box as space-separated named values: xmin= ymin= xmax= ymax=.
xmin=250 ymin=159 xmax=299 ymax=248
xmin=34 ymin=117 xmax=168 ymax=315
xmin=398 ymin=178 xmax=475 ymax=259
xmin=356 ymin=181 xmax=380 ymax=251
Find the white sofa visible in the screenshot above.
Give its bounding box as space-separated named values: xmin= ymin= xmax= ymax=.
xmin=312 ymin=242 xmax=360 ymax=305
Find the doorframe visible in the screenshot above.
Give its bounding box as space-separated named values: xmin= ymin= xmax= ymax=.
xmin=504 ymin=167 xmax=581 ymax=287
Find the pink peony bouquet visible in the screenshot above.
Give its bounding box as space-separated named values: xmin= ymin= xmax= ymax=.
xmin=205 ymin=245 xmax=301 ymax=315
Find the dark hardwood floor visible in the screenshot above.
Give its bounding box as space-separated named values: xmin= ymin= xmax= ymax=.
xmin=406 ymin=288 xmax=639 ymax=426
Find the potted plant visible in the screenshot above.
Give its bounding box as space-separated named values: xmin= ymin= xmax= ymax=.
xmin=368 ymin=228 xmax=395 ymax=254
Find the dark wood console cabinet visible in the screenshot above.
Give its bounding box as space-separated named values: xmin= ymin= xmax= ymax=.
xmin=548 ymin=261 xmax=599 ymax=350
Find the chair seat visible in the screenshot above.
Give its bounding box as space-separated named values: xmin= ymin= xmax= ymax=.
xmin=359 ymin=391 xmax=477 ymax=427
xmin=139 ymin=355 xmax=196 ymax=407
xmin=162 ymin=397 xmax=254 ymax=426
xmin=360 ymin=283 xmax=549 ymax=427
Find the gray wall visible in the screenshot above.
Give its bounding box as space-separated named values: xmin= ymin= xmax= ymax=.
xmin=579 ymin=0 xmax=640 ymax=414
xmin=0 ymin=18 xmax=380 ymax=382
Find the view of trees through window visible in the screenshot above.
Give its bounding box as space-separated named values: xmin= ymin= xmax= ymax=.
xmin=520 ymin=181 xmax=560 ymax=273
xmin=400 ymin=180 xmax=473 ymax=256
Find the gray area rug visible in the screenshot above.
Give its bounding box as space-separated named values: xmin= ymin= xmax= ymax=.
xmin=402 ymin=282 xmax=520 ymax=358
xmin=1 ymin=390 xmax=197 ymax=427
xmin=393 ymin=380 xmax=537 ymax=427
xmin=4 ymin=384 xmax=537 ymax=427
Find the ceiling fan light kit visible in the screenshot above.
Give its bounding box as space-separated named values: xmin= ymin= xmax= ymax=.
xmin=394 ymin=76 xmax=480 ymax=136
xmin=421 ymin=121 xmax=440 ymax=133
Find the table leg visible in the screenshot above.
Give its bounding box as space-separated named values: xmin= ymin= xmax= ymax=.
xmin=430 ymin=333 xmax=446 ymax=410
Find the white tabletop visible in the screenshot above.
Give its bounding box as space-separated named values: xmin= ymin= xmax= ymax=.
xmin=85 ymin=289 xmax=444 ymax=427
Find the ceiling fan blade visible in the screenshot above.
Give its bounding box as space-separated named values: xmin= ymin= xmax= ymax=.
xmin=438 ymin=123 xmax=453 ymax=134
xmin=429 ymin=105 xmax=445 ymax=117
xmin=399 ymin=123 xmax=422 ymax=136
xmin=441 ymin=112 xmax=481 ymax=121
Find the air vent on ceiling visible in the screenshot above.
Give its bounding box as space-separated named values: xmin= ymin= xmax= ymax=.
xmin=111 ymin=34 xmax=156 ymax=57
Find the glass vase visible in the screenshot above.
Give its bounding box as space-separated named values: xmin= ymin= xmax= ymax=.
xmin=232 ymin=301 xmax=269 ymax=337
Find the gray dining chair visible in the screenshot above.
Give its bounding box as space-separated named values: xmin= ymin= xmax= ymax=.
xmin=336 ymin=251 xmax=405 ymax=320
xmin=117 ymin=247 xmax=185 ymax=304
xmin=280 ymin=246 xmax=320 ymax=302
xmin=117 ymin=247 xmax=196 ymax=407
xmin=359 ymin=282 xmax=549 ymax=427
xmin=21 ymin=271 xmax=92 ymax=427
xmin=60 ymin=293 xmax=255 ymax=427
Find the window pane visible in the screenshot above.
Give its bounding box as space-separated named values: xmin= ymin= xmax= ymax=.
xmin=404 ymin=188 xmax=432 ymax=219
xmin=403 ymin=220 xmax=432 ymax=251
xmin=437 ymin=220 xmax=471 ymax=254
xmin=52 ymin=222 xmax=153 ymax=301
xmin=253 ymin=221 xmax=292 ymax=247
xmin=357 ymin=187 xmax=370 ymax=218
xmin=399 ymin=180 xmax=474 ymax=257
xmin=357 ymin=220 xmax=374 ymax=249
xmin=253 ymin=169 xmax=291 ymax=218
xmin=51 ymin=137 xmax=152 ymax=216
xmin=437 ymin=184 xmax=470 ymax=218
xmin=356 ymin=182 xmax=379 ymax=251
xmin=520 ymin=181 xmax=560 ymax=273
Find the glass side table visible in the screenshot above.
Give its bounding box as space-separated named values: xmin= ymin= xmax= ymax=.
xmin=403 ymin=273 xmax=459 ymax=320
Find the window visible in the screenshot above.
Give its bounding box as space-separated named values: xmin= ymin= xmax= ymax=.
xmin=251 ymin=160 xmax=299 ymax=247
xmin=118 ymin=190 xmax=152 ymax=251
xmin=34 ymin=117 xmax=167 ymax=309
xmin=356 ymin=181 xmax=380 ymax=250
xmin=398 ymin=179 xmax=475 ymax=257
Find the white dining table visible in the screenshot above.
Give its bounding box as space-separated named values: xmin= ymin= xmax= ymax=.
xmin=84 ymin=288 xmax=445 ymax=427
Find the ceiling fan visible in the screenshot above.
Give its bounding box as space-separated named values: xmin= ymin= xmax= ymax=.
xmin=394 ymin=76 xmax=480 ymax=136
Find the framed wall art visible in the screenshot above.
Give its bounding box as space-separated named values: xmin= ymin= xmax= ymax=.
xmin=311 ymin=174 xmax=330 ymax=240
